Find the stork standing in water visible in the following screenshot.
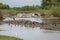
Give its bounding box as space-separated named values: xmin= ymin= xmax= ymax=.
xmin=13 ymin=17 xmax=16 ymax=24
xmin=13 ymin=17 xmax=15 ymax=21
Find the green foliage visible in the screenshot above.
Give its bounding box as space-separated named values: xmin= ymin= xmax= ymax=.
xmin=49 ymin=5 xmax=60 ymax=17
xmin=13 ymin=6 xmax=41 ymax=11
xmin=41 ymin=0 xmax=58 ymax=9
xmin=0 ymin=0 xmax=60 ymax=17
xmin=0 ymin=36 xmax=23 ymax=40
xmin=0 ymin=3 xmax=10 ymax=9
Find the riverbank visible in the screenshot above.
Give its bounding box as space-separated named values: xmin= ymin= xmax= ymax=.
xmin=0 ymin=35 xmax=23 ymax=40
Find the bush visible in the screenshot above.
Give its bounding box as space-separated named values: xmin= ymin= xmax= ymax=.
xmin=52 ymin=11 xmax=60 ymax=17
xmin=41 ymin=13 xmax=46 ymax=17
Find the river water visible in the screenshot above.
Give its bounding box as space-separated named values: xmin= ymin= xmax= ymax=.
xmin=0 ymin=18 xmax=60 ymax=40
